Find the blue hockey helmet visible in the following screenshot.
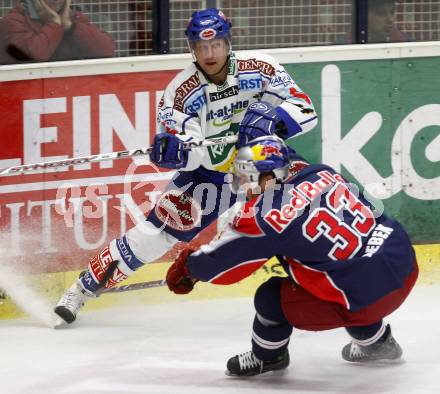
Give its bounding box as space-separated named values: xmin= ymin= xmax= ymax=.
xmin=185 ymin=8 xmax=232 ymax=42
xmin=234 ymin=135 xmax=291 ymax=186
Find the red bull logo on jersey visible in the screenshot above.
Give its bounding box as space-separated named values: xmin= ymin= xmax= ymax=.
xmin=264 ymin=171 xmax=343 ymax=233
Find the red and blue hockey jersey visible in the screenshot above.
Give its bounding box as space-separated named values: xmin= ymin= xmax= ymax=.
xmin=186 ymin=163 xmax=416 ymax=311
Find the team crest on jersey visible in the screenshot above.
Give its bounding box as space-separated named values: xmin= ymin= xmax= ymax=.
xmin=155 ymin=191 xmax=201 ymax=231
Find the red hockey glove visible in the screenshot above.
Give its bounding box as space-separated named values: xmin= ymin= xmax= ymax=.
xmin=166 ymin=247 xmax=198 ymax=295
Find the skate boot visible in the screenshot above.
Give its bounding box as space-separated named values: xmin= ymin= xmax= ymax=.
xmin=54 ymin=279 xmax=95 ymax=324
xmin=342 ymin=324 xmax=402 ymax=362
xmin=226 ymin=350 xmax=290 ymax=376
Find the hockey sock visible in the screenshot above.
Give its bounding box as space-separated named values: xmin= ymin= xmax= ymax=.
xmin=252 ymin=277 xmax=292 ymax=361
xmin=80 ymin=236 xmax=144 ymax=293
xmin=252 ymin=313 xmax=292 ymax=361
xmin=346 ymin=320 xmax=385 ymax=343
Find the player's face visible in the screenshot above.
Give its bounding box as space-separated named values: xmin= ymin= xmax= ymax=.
xmin=191 ymin=38 xmax=229 ymax=77
xmin=258 ymin=173 xmax=276 ymax=193
xmin=241 ymin=172 xmax=276 ymax=200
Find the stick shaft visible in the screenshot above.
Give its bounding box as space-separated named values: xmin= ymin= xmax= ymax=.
xmin=0 ymin=135 xmax=238 ymax=176
xmin=101 ymin=279 xmax=166 ymax=294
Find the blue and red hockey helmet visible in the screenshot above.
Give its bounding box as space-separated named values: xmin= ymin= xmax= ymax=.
xmin=185 ymin=8 xmax=232 ymax=43
xmin=234 ymin=135 xmax=292 ymax=186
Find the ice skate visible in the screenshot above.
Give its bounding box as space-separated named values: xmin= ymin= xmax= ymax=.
xmin=226 ymin=350 xmax=289 ymax=376
xmin=54 ymin=280 xmax=94 ymax=324
xmin=342 ymin=324 xmax=403 ymax=362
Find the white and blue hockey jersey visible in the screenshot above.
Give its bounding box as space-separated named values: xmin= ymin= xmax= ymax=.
xmin=156 ymin=52 xmax=318 ymax=173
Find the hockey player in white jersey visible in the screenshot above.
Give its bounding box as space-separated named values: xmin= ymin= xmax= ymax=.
xmin=54 ymin=7 xmax=318 ymax=324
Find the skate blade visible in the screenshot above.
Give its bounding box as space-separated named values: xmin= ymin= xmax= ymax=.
xmin=345 ymin=357 xmax=405 ymax=365
xmin=271 ymin=369 xmax=289 ymax=376
xmin=225 ymin=368 xmax=288 ymax=377
xmin=52 ymin=316 xmax=68 ymax=329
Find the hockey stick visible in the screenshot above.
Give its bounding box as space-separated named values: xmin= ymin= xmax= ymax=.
xmin=100 ymin=212 xmax=237 ymax=295
xmin=100 ymin=279 xmax=166 ymax=294
xmin=0 ymin=135 xmax=238 ymax=176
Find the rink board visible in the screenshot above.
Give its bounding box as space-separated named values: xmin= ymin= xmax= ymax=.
xmin=0 ymin=243 xmax=439 ymax=320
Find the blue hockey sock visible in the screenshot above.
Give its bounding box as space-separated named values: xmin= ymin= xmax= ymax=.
xmin=252 ymin=277 xmax=292 ymax=361
xmin=252 ymin=313 xmax=292 ymax=361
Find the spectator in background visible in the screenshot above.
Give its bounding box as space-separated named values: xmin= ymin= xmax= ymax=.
xmin=336 ymin=0 xmax=412 ymax=45
xmin=128 ymin=0 xmax=152 ymax=56
xmin=368 ymin=0 xmax=412 ymax=43
xmin=0 ymin=0 xmax=115 ymax=65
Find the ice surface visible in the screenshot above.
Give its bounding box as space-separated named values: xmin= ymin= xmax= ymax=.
xmin=0 ymin=285 xmax=439 ymax=394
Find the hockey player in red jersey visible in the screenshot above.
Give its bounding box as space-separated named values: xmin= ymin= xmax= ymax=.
xmin=166 ymin=103 xmax=419 ymax=376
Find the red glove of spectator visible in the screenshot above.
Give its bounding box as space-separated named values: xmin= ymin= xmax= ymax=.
xmin=166 ymin=247 xmax=197 ymax=294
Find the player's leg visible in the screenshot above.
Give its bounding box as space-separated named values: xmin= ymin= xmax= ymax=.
xmin=342 ymin=321 xmax=402 ymax=362
xmin=55 ymin=168 xmax=237 ymax=323
xmin=340 ymin=261 xmax=418 ymax=362
xmin=226 ymin=277 xmax=291 ymax=376
xmin=278 ymin=263 xmax=418 ymax=363
xmin=54 ymin=223 xmax=179 ymax=323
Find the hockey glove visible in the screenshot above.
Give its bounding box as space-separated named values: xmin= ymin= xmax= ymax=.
xmin=237 ymin=101 xmax=282 ymax=148
xmin=150 ymin=132 xmax=189 ymax=169
xmin=274 ymin=105 xmax=302 ymax=140
xmin=237 ymin=101 xmax=303 ymax=148
xmin=166 ymin=246 xmax=197 ymax=295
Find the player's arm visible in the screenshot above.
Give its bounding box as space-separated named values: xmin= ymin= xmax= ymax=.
xmin=260 ymin=54 xmax=318 ymax=140
xmin=166 ymin=209 xmax=279 ymax=294
xmin=152 ymin=86 xmax=205 ymax=170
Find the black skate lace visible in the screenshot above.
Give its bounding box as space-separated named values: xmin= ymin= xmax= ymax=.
xmin=238 ymin=351 xmax=263 ymax=372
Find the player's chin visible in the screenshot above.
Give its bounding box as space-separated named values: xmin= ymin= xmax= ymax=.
xmin=204 ymin=65 xmax=220 ymax=75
